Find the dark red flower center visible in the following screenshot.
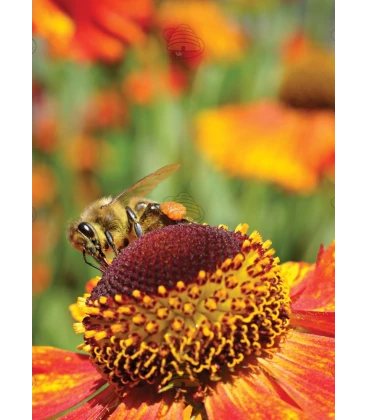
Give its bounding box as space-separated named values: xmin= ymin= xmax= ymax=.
xmin=90 ymin=224 xmax=245 ymax=299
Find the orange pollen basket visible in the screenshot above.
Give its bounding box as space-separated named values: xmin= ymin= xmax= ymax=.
xmin=75 ymin=224 xmax=290 ymax=400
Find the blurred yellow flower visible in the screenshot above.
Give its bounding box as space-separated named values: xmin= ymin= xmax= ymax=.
xmin=158 ymin=0 xmax=246 ymax=63
xmin=195 ymin=101 xmax=334 ymax=193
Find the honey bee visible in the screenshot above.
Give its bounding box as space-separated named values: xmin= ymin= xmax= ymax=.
xmin=67 ymin=164 xmax=192 ymax=272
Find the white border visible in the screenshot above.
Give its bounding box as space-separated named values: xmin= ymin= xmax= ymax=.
xmin=335 ymin=0 xmax=368 ymax=417
xmin=0 ymin=2 xmax=32 ymax=418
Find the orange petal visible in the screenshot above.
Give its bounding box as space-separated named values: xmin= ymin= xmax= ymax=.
xmin=281 ymin=261 xmax=314 ymax=300
xmin=109 ymin=387 xmax=179 ymax=420
xmin=85 ymin=276 xmax=101 ymax=293
xmin=59 ymin=385 xmax=119 ymax=419
xmin=32 ymin=347 xmax=106 ymax=419
xmin=292 ymin=241 xmax=335 ymax=311
xmin=205 ymin=369 xmax=308 ymax=420
xmin=258 ymin=330 xmax=335 ymax=418
xmin=291 ymin=309 xmax=335 ymax=336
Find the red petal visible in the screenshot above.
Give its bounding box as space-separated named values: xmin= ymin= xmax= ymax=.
xmin=32 ymin=347 xmax=106 ymax=419
xmin=108 ymin=388 xmax=179 ymax=420
xmin=205 ymin=369 xmax=308 ymax=420
xmin=258 ymin=330 xmax=335 ymax=418
xmin=59 ymin=385 xmax=119 ymax=419
xmin=292 ymin=241 xmax=335 ymax=311
xmin=291 ymin=309 xmax=335 ymax=336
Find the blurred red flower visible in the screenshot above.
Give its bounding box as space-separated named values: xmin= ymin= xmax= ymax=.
xmin=33 ymin=0 xmax=154 ymax=62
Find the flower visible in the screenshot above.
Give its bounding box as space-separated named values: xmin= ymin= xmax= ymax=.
xmin=122 ymin=69 xmax=187 ymax=105
xmin=33 ymin=224 xmax=334 ymax=419
xmin=33 ymin=0 xmax=153 ymax=62
xmin=280 ymin=32 xmax=335 ymax=110
xmin=33 ymin=262 xmax=52 ymax=295
xmin=84 ymin=90 xmax=128 ymax=131
xmin=32 ymin=165 xmax=58 ymax=207
xmin=158 ymin=1 xmax=246 ymax=64
xmin=63 ymin=135 xmax=102 ymax=171
xmin=195 ymin=101 xmax=335 ymax=193
xmin=32 ymin=81 xmax=59 ymax=154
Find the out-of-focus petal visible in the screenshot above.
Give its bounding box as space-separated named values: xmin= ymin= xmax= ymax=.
xmin=158 ymin=0 xmax=246 ymax=64
xmin=32 ymin=347 xmax=106 ymax=419
xmin=32 ymin=164 xmax=58 ymax=207
xmin=32 ymin=0 xmax=74 ymax=56
xmin=292 ymin=241 xmax=335 ymax=311
xmin=258 ymin=330 xmax=335 ymax=419
xmin=183 ymin=405 xmax=202 ymax=420
xmin=205 ymin=368 xmax=308 ymax=420
xmin=195 ymin=101 xmax=335 ymax=193
xmin=291 ymin=309 xmax=335 ymax=336
xmin=108 ymin=388 xmax=179 ymax=420
xmin=85 ymin=276 xmax=101 ymax=293
xmin=43 ymin=0 xmax=153 ymax=62
xmin=32 ymin=262 xmax=52 ymax=295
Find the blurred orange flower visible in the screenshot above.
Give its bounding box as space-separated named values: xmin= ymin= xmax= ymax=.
xmin=280 ymin=32 xmax=335 ymax=109
xmin=122 ymin=68 xmax=186 ymax=105
xmin=158 ymin=1 xmax=246 ymax=64
xmin=32 ymin=165 xmax=58 ymax=207
xmin=63 ymin=135 xmax=101 ymax=171
xmin=32 ymin=0 xmax=74 ymax=56
xmin=33 ymin=261 xmax=52 ymax=294
xmin=195 ymin=101 xmax=334 ymax=193
xmin=32 ymin=219 xmax=58 ymax=256
xmin=33 ymin=0 xmax=153 ymax=62
xmin=85 ymin=90 xmax=128 ymax=131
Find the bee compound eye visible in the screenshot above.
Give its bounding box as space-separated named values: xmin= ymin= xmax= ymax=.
xmin=78 ymin=222 xmax=95 ymax=239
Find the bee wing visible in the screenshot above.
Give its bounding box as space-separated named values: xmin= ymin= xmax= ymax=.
xmin=100 ymin=164 xmax=180 ymax=209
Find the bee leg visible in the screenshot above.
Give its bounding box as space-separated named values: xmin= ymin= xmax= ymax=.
xmin=125 ymin=206 xmax=143 ymax=238
xmin=83 ymin=250 xmax=105 ymax=273
xmin=105 ymin=231 xmax=118 ymax=256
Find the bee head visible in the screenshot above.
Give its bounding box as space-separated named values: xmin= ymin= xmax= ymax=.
xmin=67 ymin=220 xmax=100 ymax=255
xmin=76 ymin=222 xmax=101 ymax=254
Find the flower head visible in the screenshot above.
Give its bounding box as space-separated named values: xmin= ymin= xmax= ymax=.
xmin=76 ymin=224 xmax=290 ymax=399
xmin=33 ymin=224 xmax=335 ymax=419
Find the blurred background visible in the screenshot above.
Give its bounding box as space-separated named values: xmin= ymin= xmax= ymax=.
xmin=32 ymin=0 xmax=335 ymax=351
